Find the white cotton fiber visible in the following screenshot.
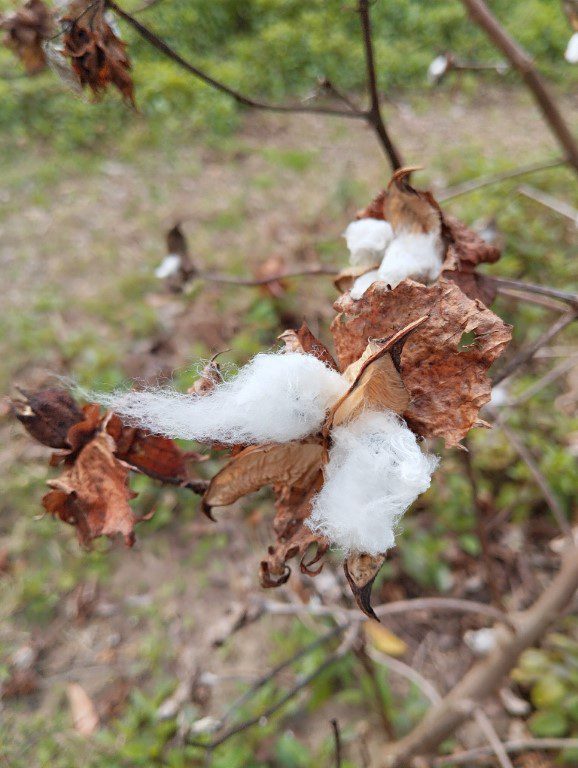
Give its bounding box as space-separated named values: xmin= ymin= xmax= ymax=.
xmin=155 ymin=254 xmax=182 ymax=279
xmin=94 ymin=352 xmax=348 ymax=444
xmin=350 ymin=269 xmax=380 ymax=300
xmin=377 ymin=230 xmax=443 ymax=289
xmin=565 ymin=33 xmax=578 ymax=64
xmin=343 ymin=219 xmax=393 ymax=267
xmin=307 ymin=411 xmax=439 ymax=555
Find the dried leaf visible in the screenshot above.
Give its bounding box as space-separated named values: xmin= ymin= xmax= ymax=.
xmin=331 ymin=279 xmax=512 ymax=446
xmin=43 ymin=428 xmax=138 ymax=547
xmin=364 ymin=621 xmax=407 ymax=657
xmin=12 ymin=388 xmax=84 ymax=448
xmin=344 ymin=552 xmax=386 ymax=620
xmin=384 ymin=166 xmax=442 ymax=236
xmin=188 ymin=353 xmax=224 ymax=396
xmin=441 ymin=215 xmax=501 ymax=304
xmin=62 ymin=0 xmax=135 ymax=105
xmin=279 ymin=322 xmax=339 ymax=370
xmin=0 ymin=0 xmax=52 ymax=74
xmin=67 ymin=683 xmax=99 ymax=736
xmin=203 ymin=441 xmax=323 ymax=511
xmin=333 ymin=264 xmax=377 ymax=294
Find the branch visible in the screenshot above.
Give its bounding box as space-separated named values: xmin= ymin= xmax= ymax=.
xmin=381 ymin=542 xmax=578 ymax=767
xmin=473 ymin=710 xmax=515 ymax=768
xmin=331 ymin=719 xmax=343 ymax=768
xmin=106 ymin=1 xmax=363 ymax=120
xmin=488 ymin=276 xmax=578 ymax=311
xmin=195 ymin=266 xmax=338 ymax=286
xmin=358 ymin=0 xmax=403 ymax=170
xmin=433 ymin=738 xmax=578 ymax=766
xmin=438 ymin=158 xmax=566 ymax=201
xmin=518 ymin=184 xmax=578 ymax=225
xmin=493 ymin=310 xmax=578 ymax=386
xmin=458 ymin=0 xmax=578 ymax=173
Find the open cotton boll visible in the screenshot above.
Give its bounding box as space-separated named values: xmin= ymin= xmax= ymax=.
xmin=154 ymin=254 xmax=182 ymax=279
xmin=307 ymin=411 xmax=439 ymax=556
xmin=565 ymin=33 xmax=578 ymax=64
xmin=350 ymin=269 xmax=380 ymax=300
xmin=344 ymin=219 xmax=393 ymax=267
xmin=377 ymin=231 xmax=443 ymax=289
xmin=94 ymin=352 xmax=348 ymax=445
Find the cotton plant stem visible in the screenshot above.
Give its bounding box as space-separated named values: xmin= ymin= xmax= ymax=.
xmin=432 ymin=738 xmax=578 ymax=766
xmin=355 ymin=645 xmax=396 ymax=738
xmin=518 ymin=184 xmax=578 ymax=225
xmin=367 ymin=647 xmax=442 ymax=706
xmin=458 ymin=0 xmax=578 ymax=173
xmin=493 ymin=310 xmax=578 ymax=386
xmin=380 ymin=542 xmax=578 ymax=767
xmin=488 ymin=276 xmax=578 ymax=311
xmin=331 ymin=719 xmax=343 ymax=768
xmin=473 ymin=709 xmax=515 ymax=768
xmin=438 ymin=158 xmax=566 ymax=201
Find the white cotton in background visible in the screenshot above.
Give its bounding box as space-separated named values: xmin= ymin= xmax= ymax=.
xmin=377 ymin=231 xmax=443 ymax=289
xmin=307 ymin=411 xmax=439 ymax=555
xmin=343 ymin=219 xmax=393 ymax=267
xmin=427 ymin=54 xmax=449 ymax=84
xmin=566 ymin=33 xmax=578 ymax=63
xmin=155 ymin=254 xmax=182 ymax=279
xmin=350 ymin=269 xmax=381 ymax=300
xmin=93 ymin=352 xmax=348 ymax=445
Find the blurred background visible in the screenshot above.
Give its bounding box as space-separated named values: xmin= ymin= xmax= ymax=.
xmin=1 ymin=1 xmax=578 ymax=766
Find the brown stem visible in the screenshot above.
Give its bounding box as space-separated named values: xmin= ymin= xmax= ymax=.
xmin=331 ymin=719 xmax=343 ymax=768
xmin=355 ymin=644 xmax=396 ymax=738
xmin=381 ymin=543 xmax=578 ymax=766
xmin=432 ymin=738 xmax=578 ymax=766
xmin=107 ymin=1 xmax=363 ymax=120
xmin=493 ymin=310 xmax=578 ymax=385
xmin=195 ymin=266 xmax=338 ymax=286
xmin=488 ymin=276 xmax=578 ymax=311
xmin=458 ymin=0 xmax=578 ymax=173
xmin=358 ymin=0 xmax=403 ymax=170
xmin=439 ymin=157 xmax=566 ymax=201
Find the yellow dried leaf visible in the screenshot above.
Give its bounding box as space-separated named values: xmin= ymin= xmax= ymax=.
xmin=364 ymin=621 xmax=407 ymax=657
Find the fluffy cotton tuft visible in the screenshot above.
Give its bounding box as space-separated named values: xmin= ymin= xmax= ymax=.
xmin=155 ymin=254 xmax=182 ymax=279
xmin=565 ymin=33 xmax=578 ymax=64
xmin=93 ymin=352 xmax=348 ymax=445
xmin=343 ymin=219 xmax=393 ymax=267
xmin=377 ymin=231 xmax=443 ymax=289
xmin=350 ymin=269 xmax=380 ymax=300
xmin=427 ymin=54 xmax=449 ymax=84
xmin=307 ymin=411 xmax=439 ymax=555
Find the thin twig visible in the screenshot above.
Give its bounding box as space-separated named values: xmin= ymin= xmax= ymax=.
xmin=488 ymin=275 xmax=578 ymax=311
xmin=106 ymin=1 xmax=364 ymax=120
xmin=357 ymin=0 xmax=403 ymax=169
xmin=367 ymin=647 xmax=442 ymax=706
xmin=518 ymin=184 xmax=578 ymax=225
xmin=355 ymin=645 xmax=396 ymax=738
xmin=438 ymin=158 xmax=566 ymax=201
xmin=493 ymin=310 xmax=578 ymax=386
xmin=261 ymin=596 xmax=512 ymax=627
xmin=500 ymin=350 xmax=578 ymax=409
xmin=497 ymin=421 xmax=572 ymax=538
xmin=433 ymin=738 xmax=578 ymax=766
xmin=473 ymin=709 xmax=515 ymax=768
xmin=458 ymin=0 xmax=578 ymax=172
xmin=195 ymin=266 xmax=338 ymax=286
xmin=460 ymin=443 xmax=505 ymax=610
xmin=331 ymin=719 xmax=343 ymax=768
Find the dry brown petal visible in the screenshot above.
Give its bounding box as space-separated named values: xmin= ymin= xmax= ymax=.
xmin=344 ymin=552 xmax=386 ymax=620
xmin=12 ymin=388 xmax=84 ymax=449
xmin=0 ymin=0 xmax=52 ymax=74
xmin=202 ymin=441 xmax=323 ymax=513
xmin=278 ymin=321 xmax=339 ymax=370
xmin=43 ymin=428 xmax=138 ymax=547
xmin=331 ymin=279 xmax=512 ymax=446
xmin=62 ymin=0 xmax=135 ymax=105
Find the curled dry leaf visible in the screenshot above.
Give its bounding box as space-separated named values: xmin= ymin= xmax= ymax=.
xmin=441 ymin=215 xmax=501 ymax=305
xmin=62 ymin=0 xmax=135 ymax=105
xmin=12 ymin=388 xmax=84 ymax=449
xmin=278 ymin=321 xmax=339 ymax=370
xmin=0 ymin=0 xmax=53 ymax=74
xmin=331 ymin=280 xmax=512 ymax=446
xmin=43 ymin=428 xmax=139 ymax=547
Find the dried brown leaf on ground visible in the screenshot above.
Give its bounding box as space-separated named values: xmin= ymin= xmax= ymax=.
xmin=61 ymin=0 xmax=135 ymax=104
xmin=43 ymin=426 xmax=139 ymax=547
xmin=331 ymin=279 xmax=512 ymax=446
xmin=67 ymin=683 xmax=99 ymax=736
xmin=0 ymin=0 xmax=53 ymax=74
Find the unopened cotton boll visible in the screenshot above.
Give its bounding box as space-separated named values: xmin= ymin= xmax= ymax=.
xmin=377 ymin=230 xmax=443 ymax=289
xmin=307 ymin=411 xmax=439 ymax=555
xmin=565 ymin=33 xmax=578 ymax=63
xmin=94 ymin=352 xmax=348 ymax=445
xmin=343 ymin=219 xmax=393 ymax=267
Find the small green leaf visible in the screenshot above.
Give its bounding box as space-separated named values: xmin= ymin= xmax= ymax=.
xmin=528 ymin=709 xmax=568 ymax=737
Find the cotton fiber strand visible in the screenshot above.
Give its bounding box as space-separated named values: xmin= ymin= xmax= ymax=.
xmin=94 ymin=352 xmax=348 ymax=445
xmin=377 ymin=231 xmax=443 ymax=289
xmin=343 ymin=219 xmax=393 ymax=267
xmin=307 ymin=411 xmax=439 ymax=555
xmin=565 ymin=33 xmax=578 ymax=64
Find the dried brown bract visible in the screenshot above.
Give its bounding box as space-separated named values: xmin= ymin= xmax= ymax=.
xmin=61 ymin=0 xmax=135 ymax=104
xmin=0 ymin=0 xmax=53 ymax=74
